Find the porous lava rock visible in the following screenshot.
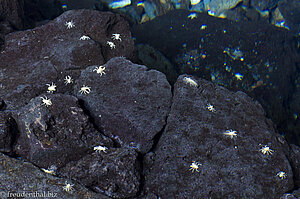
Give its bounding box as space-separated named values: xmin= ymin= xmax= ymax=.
xmin=75 ymin=57 xmax=172 ymax=153
xmin=0 ymin=9 xmax=136 ymax=110
xmin=288 ymin=144 xmax=300 ymax=187
xmin=60 ymin=148 xmax=140 ymax=198
xmin=13 ymin=94 xmax=113 ymax=169
xmin=0 ymin=152 xmax=110 ymax=199
xmin=0 ymin=112 xmax=17 ymax=153
xmin=143 ymin=75 xmax=294 ymax=198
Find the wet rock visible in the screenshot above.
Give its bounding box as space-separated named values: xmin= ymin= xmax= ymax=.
xmin=288 ymin=144 xmax=300 ymax=187
xmin=0 ymin=152 xmax=110 ymax=198
xmin=132 ymin=9 xmax=298 ymax=146
xmin=75 ymin=57 xmax=172 ymax=153
xmin=251 ymin=0 xmax=279 ymax=11
xmin=278 ymin=0 xmax=300 ymax=34
xmin=0 ymin=9 xmax=136 ymax=110
xmin=13 ymin=94 xmax=113 ymax=169
xmin=143 ymin=75 xmax=293 ymax=198
xmin=203 ymin=0 xmax=243 ymax=15
xmin=0 ymin=112 xmax=17 ymax=153
xmin=280 ymin=193 xmax=298 ymax=199
xmin=137 ymin=44 xmax=178 ymax=85
xmin=60 ymin=148 xmax=140 ymax=198
xmin=0 ymin=0 xmax=25 ymax=31
xmin=291 ymin=188 xmax=300 ymax=198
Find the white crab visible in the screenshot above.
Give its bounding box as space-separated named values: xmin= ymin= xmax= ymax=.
xmin=259 ymin=145 xmax=274 ymax=155
xmin=79 ymin=35 xmax=90 ymax=40
xmin=41 ymin=168 xmax=55 ymax=175
xmin=79 ymin=85 xmax=91 ymax=94
xmin=94 ymin=145 xmax=108 ymax=153
xmin=276 ymin=171 xmax=287 ymax=179
xmin=93 ymin=66 xmax=106 ymax=76
xmin=111 ymin=33 xmax=122 ymax=41
xmin=189 ymin=161 xmax=201 ymax=172
xmin=64 ymin=75 xmax=73 ymax=85
xmin=63 ymin=181 xmax=74 ymax=192
xmin=183 ymin=77 xmax=198 ymax=87
xmin=187 ymin=13 xmax=197 ymax=19
xmin=46 ymin=82 xmax=56 ymax=93
xmin=206 ymin=103 xmax=216 ymax=112
xmin=107 ymin=41 xmax=116 ymax=49
xmin=223 ymin=129 xmax=237 ymax=139
xmin=40 ymin=96 xmax=52 ymax=107
xmin=65 ymin=20 xmax=75 ymax=29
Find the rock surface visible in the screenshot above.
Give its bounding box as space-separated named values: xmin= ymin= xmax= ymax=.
xmin=143 ymin=75 xmax=294 ymax=198
xmin=132 ymin=9 xmax=299 ymax=146
xmin=0 ymin=152 xmax=110 ymax=199
xmin=1 ymin=7 xmax=299 ymax=199
xmin=75 ymin=57 xmax=172 ymax=153
xmin=0 ymin=112 xmax=17 ymax=153
xmin=0 ymin=9 xmax=136 ymax=110
xmin=60 ymin=148 xmax=140 ymax=198
xmin=13 ymin=94 xmax=113 ymax=169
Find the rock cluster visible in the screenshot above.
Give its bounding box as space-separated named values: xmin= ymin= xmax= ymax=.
xmin=1 ymin=9 xmax=300 ymax=199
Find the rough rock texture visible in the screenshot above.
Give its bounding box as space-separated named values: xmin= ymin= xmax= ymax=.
xmin=137 ymin=44 xmax=178 ymax=85
xmin=75 ymin=57 xmax=172 ymax=153
xmin=0 ymin=152 xmax=110 ymax=199
xmin=0 ymin=9 xmax=136 ymax=110
xmin=0 ymin=0 xmax=25 ymax=30
xmin=203 ymin=0 xmax=243 ymax=14
xmin=60 ymin=148 xmax=140 ymax=198
xmin=251 ymin=0 xmax=279 ymax=11
xmin=143 ymin=75 xmax=294 ymax=198
xmin=13 ymin=94 xmax=113 ymax=169
xmin=0 ymin=112 xmax=17 ymax=153
xmin=132 ymin=9 xmax=299 ymax=146
xmin=289 ymin=144 xmax=300 ymax=187
xmin=278 ymin=0 xmax=300 ymax=34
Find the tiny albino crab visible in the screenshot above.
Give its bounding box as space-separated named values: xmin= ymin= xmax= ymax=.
xmin=40 ymin=96 xmax=52 ymax=107
xmin=46 ymin=82 xmax=56 ymax=93
xmin=63 ymin=181 xmax=74 ymax=192
xmin=223 ymin=129 xmax=237 ymax=139
xmin=107 ymin=41 xmax=116 ymax=49
xmin=206 ymin=103 xmax=216 ymax=112
xmin=187 ymin=12 xmax=197 ymax=19
xmin=189 ymin=161 xmax=202 ymax=173
xmin=183 ymin=77 xmax=198 ymax=87
xmin=79 ymin=85 xmax=91 ymax=95
xmin=41 ymin=165 xmax=56 ymax=175
xmin=65 ymin=20 xmax=75 ymax=29
xmin=276 ymin=171 xmax=287 ymax=179
xmin=64 ymin=75 xmax=73 ymax=85
xmin=111 ymin=33 xmax=122 ymax=41
xmin=94 ymin=145 xmax=108 ymax=153
xmin=93 ymin=65 xmax=106 ymax=76
xmin=79 ymin=35 xmax=90 ymax=40
xmin=259 ymin=145 xmax=274 ymax=155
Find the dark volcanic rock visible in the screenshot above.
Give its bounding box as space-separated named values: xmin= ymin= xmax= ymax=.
xmin=13 ymin=94 xmax=113 ymax=168
xmin=0 ymin=0 xmax=25 ymax=31
xmin=278 ymin=0 xmax=300 ymax=34
xmin=132 ymin=9 xmax=298 ymax=146
xmin=0 ymin=152 xmax=110 ymax=199
xmin=0 ymin=112 xmax=17 ymax=153
xmin=0 ymin=9 xmax=136 ymax=110
xmin=137 ymin=43 xmax=178 ymax=85
xmin=143 ymin=75 xmax=293 ymax=198
xmin=75 ymin=57 xmax=172 ymax=153
xmin=288 ymin=144 xmax=300 ymax=187
xmin=60 ymin=148 xmax=140 ymax=198
xmin=251 ymin=0 xmax=279 ymax=11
